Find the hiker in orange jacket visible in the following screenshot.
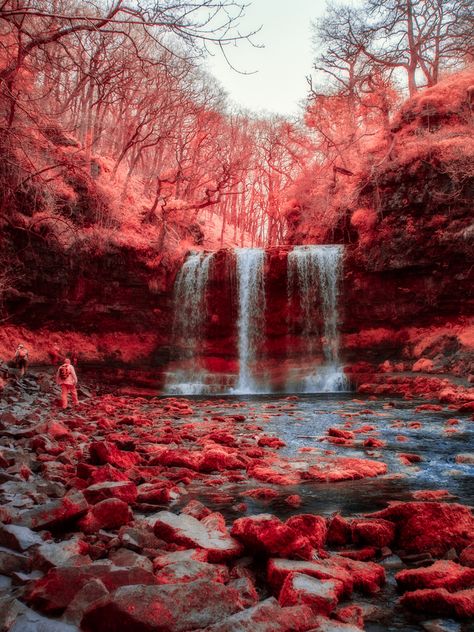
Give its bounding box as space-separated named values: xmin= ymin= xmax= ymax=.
xmin=14 ymin=344 xmax=29 ymax=378
xmin=56 ymin=358 xmax=79 ymax=409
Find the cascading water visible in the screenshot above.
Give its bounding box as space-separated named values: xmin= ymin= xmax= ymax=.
xmin=165 ymin=251 xmax=213 ymax=394
xmin=288 ymin=245 xmax=348 ymax=392
xmin=233 ymin=248 xmax=266 ymax=394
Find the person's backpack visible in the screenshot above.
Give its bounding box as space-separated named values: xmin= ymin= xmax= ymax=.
xmin=58 ymin=364 xmax=70 ymax=380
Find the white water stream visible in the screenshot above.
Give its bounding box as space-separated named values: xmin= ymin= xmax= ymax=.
xmin=233 ymin=248 xmax=266 ymax=394
xmin=166 ymin=251 xmax=214 ymax=394
xmin=288 ymin=245 xmax=348 ymax=392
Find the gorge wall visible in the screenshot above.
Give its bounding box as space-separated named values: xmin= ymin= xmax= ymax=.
xmin=1 ymin=71 xmax=473 ymax=401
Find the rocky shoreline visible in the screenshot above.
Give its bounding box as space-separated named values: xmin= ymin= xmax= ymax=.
xmin=0 ymin=373 xmax=473 ymax=631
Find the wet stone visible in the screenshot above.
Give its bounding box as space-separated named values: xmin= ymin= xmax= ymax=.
xmin=81 ymin=580 xmax=246 ymax=632
xmin=0 ymin=524 xmax=44 ymax=552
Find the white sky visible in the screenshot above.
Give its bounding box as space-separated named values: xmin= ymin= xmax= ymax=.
xmin=205 ymin=0 xmax=329 ymax=117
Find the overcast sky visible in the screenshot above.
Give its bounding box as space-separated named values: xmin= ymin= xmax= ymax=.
xmin=205 ymin=0 xmax=330 ymax=117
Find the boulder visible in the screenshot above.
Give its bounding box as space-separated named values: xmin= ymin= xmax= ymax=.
xmin=153 ymin=511 xmax=243 ymax=562
xmin=231 ymin=514 xmax=314 ymax=559
xmin=25 ymin=564 xmax=157 ymax=614
xmin=285 ymin=515 xmax=327 ymax=549
xmin=0 ymin=524 xmax=44 ymax=552
xmin=327 ymin=515 xmax=352 ymax=546
xmin=17 ymin=492 xmax=88 ymax=530
xmin=307 ymin=615 xmax=364 ymax=631
xmin=400 ymin=587 xmax=474 ymax=619
xmin=89 ymin=442 xmax=141 ymax=469
xmin=154 ymin=560 xmax=229 ymax=585
xmin=459 ymin=543 xmax=474 ymax=567
xmin=278 ymin=572 xmax=344 ymax=615
xmin=81 ymin=580 xmax=245 ymax=632
xmin=331 ymin=556 xmax=386 ymax=594
xmin=395 ymin=560 xmax=474 ymax=592
xmin=83 ymin=481 xmax=137 ymax=505
xmin=369 ymin=502 xmax=474 ymax=557
xmin=32 ymin=538 xmax=90 ymax=570
xmin=351 ymin=519 xmax=396 ymax=548
xmin=78 ymin=498 xmax=132 ymax=533
xmin=267 ymin=558 xmax=353 ymax=596
xmin=201 ymin=597 xmax=316 ymax=631
xmin=153 ymin=549 xmax=209 ymax=570
xmin=63 ymin=579 xmax=109 ymax=626
xmin=0 ymin=547 xmax=30 ymax=574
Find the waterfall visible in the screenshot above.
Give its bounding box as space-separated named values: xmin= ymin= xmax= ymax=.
xmin=288 ymin=245 xmax=348 ymax=392
xmin=234 ymin=248 xmax=266 ymax=394
xmin=166 ymin=251 xmax=213 ymax=394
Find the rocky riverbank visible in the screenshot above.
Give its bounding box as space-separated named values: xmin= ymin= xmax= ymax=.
xmin=0 ymin=374 xmax=473 ymax=631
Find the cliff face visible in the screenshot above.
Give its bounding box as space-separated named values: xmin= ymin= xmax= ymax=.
xmin=284 ymin=71 xmax=474 ymax=398
xmin=1 ymin=72 xmax=473 ymax=400
xmin=341 ymin=72 xmax=473 ymax=390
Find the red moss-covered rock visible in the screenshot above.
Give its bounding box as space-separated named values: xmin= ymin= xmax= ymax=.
xmin=331 ymin=556 xmax=386 ymax=594
xmin=303 ymin=457 xmax=386 ymax=483
xmin=180 ymin=500 xmax=212 ymax=520
xmin=400 ymin=587 xmax=474 ymax=619
xmin=247 ymin=462 xmax=301 ymax=486
xmin=328 ymin=428 xmax=354 ymax=440
xmin=369 ymin=502 xmax=474 ymax=556
xmin=78 ymin=498 xmax=133 ymax=533
xmin=334 ymin=604 xmax=365 ymax=629
xmin=363 ymin=437 xmax=386 ymax=448
xmin=17 ymin=492 xmax=88 ymax=530
xmin=152 ymin=511 xmax=243 ymax=563
xmin=399 ymin=453 xmax=423 ymax=465
xmin=395 ymin=560 xmax=474 ymax=592
xmin=351 ymin=519 xmax=396 ymax=548
xmin=411 ymin=490 xmax=454 ymax=501
xmin=460 ymin=543 xmax=474 ymax=567
xmin=83 ymin=481 xmax=137 ymax=505
xmin=26 ymin=564 xmax=157 ymax=614
xmin=231 ymin=514 xmax=314 ymax=559
xmin=267 ymin=558 xmax=354 ymax=596
xmin=89 ymin=441 xmax=141 ymax=469
xmin=327 ymin=514 xmax=352 ymax=546
xmin=338 ymin=547 xmax=377 ymax=561
xmin=278 ymin=572 xmax=344 ymax=615
xmin=198 ymin=447 xmax=248 ymax=473
xmin=81 ymin=580 xmax=246 ymax=632
xmin=241 ymin=488 xmax=280 ymax=500
xmin=285 ymin=514 xmax=327 ymax=549
xmin=136 ymin=481 xmax=180 ymax=504
xmin=257 ymin=436 xmax=287 ymax=448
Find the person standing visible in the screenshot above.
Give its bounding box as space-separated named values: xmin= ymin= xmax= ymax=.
xmin=56 ymin=358 xmax=79 ymax=409
xmin=14 ymin=344 xmax=29 ymax=378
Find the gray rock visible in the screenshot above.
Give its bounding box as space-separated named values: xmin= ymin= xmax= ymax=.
xmin=202 ymin=597 xmax=315 ymax=632
xmin=0 ymin=546 xmax=30 ymax=575
xmin=63 ymin=579 xmax=109 ymax=626
xmin=0 ymin=524 xmax=44 ymax=552
xmin=17 ymin=492 xmax=88 ymax=530
xmin=10 ymin=607 xmax=80 ymax=632
xmin=81 ymin=580 xmax=246 ymax=632
xmin=32 ymin=538 xmax=91 ymax=571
